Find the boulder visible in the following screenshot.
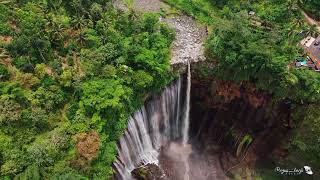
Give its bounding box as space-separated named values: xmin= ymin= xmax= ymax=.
xmin=131 ymin=163 xmax=166 ymax=180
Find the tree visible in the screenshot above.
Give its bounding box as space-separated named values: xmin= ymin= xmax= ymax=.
xmin=29 ymin=86 xmax=65 ymax=111
xmin=89 ymin=3 xmax=103 ymax=21
xmin=21 ymin=107 xmax=49 ymax=130
xmin=306 ymin=24 xmax=319 ymax=37
xmin=301 ymin=0 xmax=320 ymax=20
xmin=15 ymin=164 xmax=40 ymax=180
xmin=131 ymin=70 xmax=153 ymax=90
xmin=27 ymin=128 xmax=69 ymax=166
xmin=72 ymin=15 xmax=88 ymax=30
xmin=60 ymin=68 xmax=73 ymax=87
xmin=81 ymin=79 xmax=132 ymax=113
xmin=286 ymin=0 xmax=302 ymax=14
xmin=0 ymin=64 xmax=9 ymax=80
xmin=0 ymin=95 xmax=21 ymax=124
xmin=292 ymin=18 xmax=304 ymax=29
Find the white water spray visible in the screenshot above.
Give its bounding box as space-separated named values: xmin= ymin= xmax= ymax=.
xmin=181 ymin=61 xmax=192 ymax=180
xmin=114 ymin=62 xmax=192 ymax=180
xmin=114 ymin=78 xmax=183 ymax=180
xmin=182 ymin=61 xmax=191 ymax=145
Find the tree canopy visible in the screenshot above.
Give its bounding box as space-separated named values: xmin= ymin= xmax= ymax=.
xmin=0 ymin=0 xmax=175 ymax=179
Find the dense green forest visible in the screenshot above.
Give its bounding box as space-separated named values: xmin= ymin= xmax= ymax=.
xmin=165 ymin=0 xmax=320 ymax=177
xmin=0 ymin=0 xmax=175 ymax=179
xmin=301 ymin=0 xmax=320 ymax=20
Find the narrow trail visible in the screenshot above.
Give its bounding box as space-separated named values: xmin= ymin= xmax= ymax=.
xmin=113 ymin=0 xmax=207 ymax=64
xmin=302 ymin=10 xmax=320 ymax=33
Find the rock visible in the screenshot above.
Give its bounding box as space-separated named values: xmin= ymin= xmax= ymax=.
xmin=132 ymin=164 xmax=166 ymax=180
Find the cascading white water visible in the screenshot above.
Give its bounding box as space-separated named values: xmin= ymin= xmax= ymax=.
xmin=174 ymin=76 xmax=181 ymax=139
xmin=114 ymin=78 xmax=184 ymax=180
xmin=181 ymin=61 xmax=191 ymax=180
xmin=182 ymin=61 xmax=191 ymax=145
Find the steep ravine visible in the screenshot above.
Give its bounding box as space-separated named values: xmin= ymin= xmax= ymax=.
xmin=188 ymin=62 xmax=300 ymax=179
xmin=113 ymin=61 xmax=295 ymax=179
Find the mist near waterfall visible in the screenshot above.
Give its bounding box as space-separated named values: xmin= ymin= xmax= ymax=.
xmin=159 ymin=142 xmax=226 ymax=180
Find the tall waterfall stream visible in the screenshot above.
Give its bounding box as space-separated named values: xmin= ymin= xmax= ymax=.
xmin=182 ymin=61 xmax=191 ymax=145
xmin=182 ymin=62 xmax=191 ymax=180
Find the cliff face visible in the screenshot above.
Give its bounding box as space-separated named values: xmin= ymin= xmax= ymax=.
xmin=124 ymin=61 xmax=299 ymax=179
xmin=189 ymin=63 xmax=292 ymax=178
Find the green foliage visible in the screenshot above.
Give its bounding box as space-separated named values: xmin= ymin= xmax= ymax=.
xmin=30 ymin=86 xmax=65 ymax=111
xmin=59 ymin=68 xmax=74 ymax=87
xmin=12 ymin=57 xmax=32 ymax=72
xmin=50 ymin=173 xmax=88 ymax=180
xmin=301 ymin=0 xmax=320 ymax=20
xmin=0 ymin=5 xmax=13 ymax=35
xmin=132 ymin=70 xmax=153 ymax=90
xmin=0 ymin=0 xmax=174 ymax=178
xmin=21 ymin=107 xmax=49 ymax=130
xmin=82 ymin=28 xmax=102 ymax=48
xmin=91 ymin=141 xmax=117 ymax=179
xmin=81 ymin=79 xmax=132 ymax=113
xmin=163 ymin=0 xmax=217 ymax=24
xmin=15 ymin=165 xmax=40 ymax=180
xmin=160 ymin=23 xmax=176 ymax=44
xmin=0 ymin=95 xmax=21 ymax=124
xmin=0 ymin=65 xmax=9 ymax=80
xmin=8 ymin=3 xmax=53 ymax=64
xmin=206 ymin=11 xmax=283 ymax=88
xmin=290 ymin=105 xmax=320 ymax=169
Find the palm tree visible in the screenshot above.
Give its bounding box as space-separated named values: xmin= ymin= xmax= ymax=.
xmin=44 ymin=14 xmax=66 ymax=45
xmin=287 ymin=0 xmax=303 ymax=11
xmin=306 ymin=24 xmax=319 ymax=37
xmin=75 ymin=30 xmax=86 ymax=46
xmin=72 ymin=15 xmax=87 ymax=30
xmin=292 ymin=18 xmax=304 ymax=29
xmin=0 ymin=48 xmax=9 ymax=59
xmin=0 ymin=0 xmax=12 ymax=4
xmin=47 ymin=0 xmax=62 ymax=12
xmin=286 ymin=17 xmax=305 ymax=39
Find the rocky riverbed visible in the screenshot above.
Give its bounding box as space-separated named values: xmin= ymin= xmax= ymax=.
xmin=113 ymin=0 xmax=207 ymax=64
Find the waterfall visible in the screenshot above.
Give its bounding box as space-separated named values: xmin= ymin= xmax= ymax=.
xmin=174 ymin=76 xmax=181 ymax=139
xmin=182 ymin=61 xmax=191 ymax=145
xmin=114 ymin=78 xmax=183 ymax=180
xmin=180 ymin=61 xmax=191 ymax=180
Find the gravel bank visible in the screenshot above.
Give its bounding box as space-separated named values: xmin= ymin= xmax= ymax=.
xmin=113 ymin=0 xmax=207 ymax=64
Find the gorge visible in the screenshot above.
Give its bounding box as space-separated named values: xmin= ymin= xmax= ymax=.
xmin=113 ymin=61 xmax=300 ymax=179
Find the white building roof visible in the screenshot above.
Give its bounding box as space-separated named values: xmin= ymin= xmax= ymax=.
xmin=300 ymin=36 xmax=316 ymax=47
